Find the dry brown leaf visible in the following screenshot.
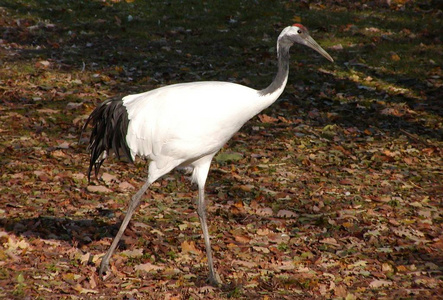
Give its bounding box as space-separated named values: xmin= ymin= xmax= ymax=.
xmin=134 ymin=262 xmax=163 ymax=273
xmin=232 ymin=259 xmax=256 ymax=268
xmin=101 ymin=172 xmax=118 ymax=184
xmin=87 ymin=185 xmax=112 ymax=193
xmin=257 ymin=228 xmax=272 ymax=236
xmin=120 ymin=248 xmax=144 ymax=258
xmin=369 ymin=279 xmax=393 ymax=288
xmin=276 ymin=209 xmax=297 ymax=218
xmin=277 ymin=260 xmax=295 ymax=270
xmin=253 ymin=246 xmax=270 ymax=253
xmin=334 ymin=285 xmax=347 ymax=297
xmin=320 ymin=238 xmax=340 ymax=247
xmin=256 ymin=207 xmax=273 ymax=216
xmin=258 ymin=114 xmax=278 ymax=123
xmin=234 ymin=234 xmax=251 ymax=244
xmin=118 ymin=181 xmax=135 ymax=191
xmin=181 ymin=240 xmax=202 ymax=255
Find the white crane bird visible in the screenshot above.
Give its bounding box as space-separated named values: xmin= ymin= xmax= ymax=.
xmin=84 ymin=24 xmax=333 ymax=286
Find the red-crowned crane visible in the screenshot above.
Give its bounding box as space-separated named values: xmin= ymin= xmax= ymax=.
xmin=84 ymin=24 xmax=333 ymax=286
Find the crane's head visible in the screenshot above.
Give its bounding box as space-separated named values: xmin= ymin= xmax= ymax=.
xmin=278 ymin=24 xmax=334 ymax=62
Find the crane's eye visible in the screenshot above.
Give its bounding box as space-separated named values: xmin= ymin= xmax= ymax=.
xmin=297 ymin=29 xmax=302 ymax=34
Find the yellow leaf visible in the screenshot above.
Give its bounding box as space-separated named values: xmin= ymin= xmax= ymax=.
xmin=342 ymin=222 xmax=353 ymax=228
xmin=390 ymin=52 xmax=401 ymax=61
xmin=181 ymin=240 xmax=202 ymax=255
xmin=382 ymin=263 xmax=394 ymax=273
xmin=346 ymin=293 xmax=357 ymax=300
xmin=292 ymin=16 xmax=302 ymax=24
xmin=178 ymin=223 xmax=188 ymax=231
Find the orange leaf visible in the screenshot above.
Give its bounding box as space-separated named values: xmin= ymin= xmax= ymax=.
xmin=258 ymin=114 xmax=278 ymax=123
xmin=234 ymin=235 xmax=251 ymax=244
xmin=181 ymin=240 xmax=201 ymax=255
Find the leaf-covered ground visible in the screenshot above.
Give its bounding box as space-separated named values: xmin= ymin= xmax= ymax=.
xmin=0 ymin=0 xmax=442 ymax=299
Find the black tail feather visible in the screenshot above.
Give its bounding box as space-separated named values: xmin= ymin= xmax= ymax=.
xmin=83 ymin=98 xmax=133 ymax=181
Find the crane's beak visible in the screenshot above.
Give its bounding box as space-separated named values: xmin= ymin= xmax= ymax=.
xmin=304 ymin=35 xmax=334 ymax=63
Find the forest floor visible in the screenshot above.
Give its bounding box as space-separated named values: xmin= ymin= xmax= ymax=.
xmin=0 ymin=0 xmax=442 ymax=299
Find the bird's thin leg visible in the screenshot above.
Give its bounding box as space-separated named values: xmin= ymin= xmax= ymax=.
xmin=99 ymin=179 xmax=150 ymax=276
xmin=197 ymin=186 xmax=221 ymax=286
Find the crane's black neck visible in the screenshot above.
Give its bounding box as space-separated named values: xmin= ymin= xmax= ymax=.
xmin=259 ymin=44 xmax=290 ymax=96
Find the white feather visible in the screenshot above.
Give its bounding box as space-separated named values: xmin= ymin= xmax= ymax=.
xmin=123 ymin=81 xmax=285 ymax=176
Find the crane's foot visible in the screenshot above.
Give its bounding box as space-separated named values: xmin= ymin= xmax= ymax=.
xmin=98 ymin=259 xmax=110 ymax=278
xmin=207 ymin=272 xmax=222 ymax=287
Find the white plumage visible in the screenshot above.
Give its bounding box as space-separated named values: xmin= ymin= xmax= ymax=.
xmin=84 ymin=24 xmax=333 ymax=286
xmin=124 ymin=81 xmax=283 ymax=178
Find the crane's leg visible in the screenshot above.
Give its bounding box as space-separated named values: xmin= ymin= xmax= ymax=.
xmin=197 ymin=186 xmax=221 ymax=286
xmin=99 ymin=179 xmax=151 ymax=276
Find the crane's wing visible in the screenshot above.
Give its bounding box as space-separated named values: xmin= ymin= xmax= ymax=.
xmin=123 ymin=81 xmax=259 ymax=166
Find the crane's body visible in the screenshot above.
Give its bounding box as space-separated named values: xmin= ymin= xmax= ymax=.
xmin=84 ymin=24 xmax=333 ymax=286
xmin=126 ymin=81 xmax=284 ymax=173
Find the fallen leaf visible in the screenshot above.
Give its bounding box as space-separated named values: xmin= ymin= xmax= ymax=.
xmin=87 ymin=185 xmax=112 ymax=193
xmin=253 ymin=246 xmax=270 ymax=253
xmin=369 ymin=279 xmax=393 ymax=288
xmin=120 ymin=248 xmax=144 ymax=258
xmin=181 ymin=240 xmax=202 ymax=255
xmin=258 ymin=114 xmax=278 ymax=123
xmin=37 ymin=108 xmax=59 ymax=114
xmin=256 ymin=207 xmax=273 ymax=216
xmin=234 ymin=234 xmax=251 ymax=244
xmin=335 ymin=284 xmax=347 ymax=297
xmin=36 ymin=60 xmax=50 ymax=68
xmin=390 ymin=52 xmax=400 ymax=61
xmin=330 ymin=44 xmax=344 ymax=50
xmin=118 ymin=181 xmax=134 ymax=191
xmin=257 ymin=228 xmax=272 ymax=236
xmin=278 ymin=260 xmax=295 ymax=270
xmin=238 ymin=184 xmax=255 ymax=192
xmin=277 ymin=209 xmax=297 ymax=218
xmin=348 ymin=260 xmax=368 ymax=269
xmin=57 ymin=141 xmax=70 ymax=149
xmin=101 ymin=173 xmax=118 ymax=184
xmin=134 ymin=262 xmax=163 ymax=273
xmin=80 ymin=252 xmax=91 ymax=265
xmin=232 ymin=259 xmax=256 ymax=268
xmin=7 ymin=236 xmax=30 ymax=250
xmin=320 ymin=238 xmax=340 ymax=247
xmin=382 ymin=263 xmax=394 ymax=273
xmin=178 ymin=223 xmax=188 ymax=231
xmin=73 ymin=284 xmax=99 ymax=294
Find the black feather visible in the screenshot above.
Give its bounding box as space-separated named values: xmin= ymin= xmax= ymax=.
xmin=82 ymin=98 xmax=133 ymax=181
